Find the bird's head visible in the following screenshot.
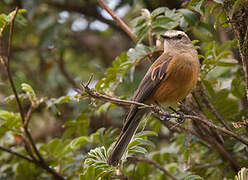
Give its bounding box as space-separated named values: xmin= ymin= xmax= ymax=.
xmin=160 ymin=30 xmax=194 ymax=53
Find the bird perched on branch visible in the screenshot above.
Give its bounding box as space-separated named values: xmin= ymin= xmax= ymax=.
xmin=107 ymin=30 xmax=200 ymax=166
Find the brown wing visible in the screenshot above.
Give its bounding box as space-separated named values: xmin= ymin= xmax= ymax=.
xmin=122 ymin=53 xmax=173 ymax=131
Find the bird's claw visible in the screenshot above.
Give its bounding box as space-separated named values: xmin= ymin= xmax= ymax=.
xmin=176 ymin=113 xmax=184 ymax=123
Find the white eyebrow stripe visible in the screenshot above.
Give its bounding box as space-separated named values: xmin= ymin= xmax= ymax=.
xmin=163 ymin=30 xmax=187 ymax=38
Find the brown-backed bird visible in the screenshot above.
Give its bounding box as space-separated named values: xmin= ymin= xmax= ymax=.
xmin=107 ymin=30 xmax=200 ymax=166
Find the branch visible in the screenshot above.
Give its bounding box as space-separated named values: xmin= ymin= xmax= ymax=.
xmin=80 ymin=80 xmax=152 ymax=108
xmin=0 ymin=146 xmax=33 ymax=163
xmin=97 ymin=0 xmax=137 ymax=42
xmin=58 ymin=56 xmax=79 ymax=89
xmin=129 ymin=156 xmax=177 ymax=180
xmin=79 ymin=79 xmax=248 ymax=147
xmin=0 ymin=8 xmax=25 ymax=124
xmin=44 ymin=0 xmax=128 ymax=38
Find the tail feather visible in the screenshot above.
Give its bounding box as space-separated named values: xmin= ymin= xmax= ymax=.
xmin=107 ymin=107 xmax=142 ymax=166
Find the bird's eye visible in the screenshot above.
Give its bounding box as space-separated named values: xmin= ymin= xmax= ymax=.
xmin=177 ymin=34 xmax=183 ymax=40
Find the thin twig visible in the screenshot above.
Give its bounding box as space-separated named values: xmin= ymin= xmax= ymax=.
xmin=97 ymin=0 xmax=137 ymax=42
xmin=0 ymin=146 xmax=34 ymax=162
xmin=24 ymin=106 xmax=34 ymax=128
xmin=129 ymin=156 xmax=177 ymax=180
xmin=58 ymin=56 xmax=79 ymax=89
xmin=80 ymin=81 xmax=152 ymax=108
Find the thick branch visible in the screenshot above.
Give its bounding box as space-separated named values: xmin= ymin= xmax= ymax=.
xmin=80 ymin=83 xmax=248 ymax=147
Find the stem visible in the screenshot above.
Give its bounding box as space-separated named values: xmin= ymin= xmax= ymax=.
xmin=97 ymin=0 xmax=137 ymax=42
xmin=129 ymin=156 xmax=177 ymax=180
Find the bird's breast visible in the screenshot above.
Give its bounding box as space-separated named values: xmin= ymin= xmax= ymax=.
xmin=152 ymin=55 xmax=199 ymax=106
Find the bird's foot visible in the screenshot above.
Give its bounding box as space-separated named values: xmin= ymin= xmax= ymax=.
xmin=176 ymin=113 xmax=184 ymax=123
xmin=169 ymin=107 xmax=184 ymax=123
xmin=160 ymin=110 xmax=171 ymax=121
xmin=155 ymin=101 xmax=171 ymax=121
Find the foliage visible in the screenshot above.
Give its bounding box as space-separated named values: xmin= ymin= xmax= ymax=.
xmin=0 ymin=0 xmax=248 ymax=180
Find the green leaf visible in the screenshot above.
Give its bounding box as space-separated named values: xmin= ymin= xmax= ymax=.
xmin=216 ymin=51 xmax=231 ymax=60
xmin=95 ymin=52 xmax=128 ymax=91
xmin=135 ymin=130 xmax=157 ymax=138
xmin=178 ymin=9 xmax=200 ymax=26
xmin=188 ymin=0 xmax=205 ymax=16
xmin=21 ymin=83 xmax=38 ymax=107
xmin=151 ymin=7 xmax=168 ymax=18
xmin=70 ymin=136 xmax=91 ymax=150
xmin=231 ymin=76 xmax=246 ymax=98
xmin=152 ymin=16 xmax=179 ymax=30
xmin=195 ymin=22 xmax=212 ymax=37
xmin=129 ymin=146 xmax=148 ymax=154
xmin=136 ymin=25 xmax=149 ymax=43
xmin=5 ymin=9 xmax=27 ymax=26
xmin=184 ymin=175 xmax=204 ymax=180
xmin=84 ymin=146 xmax=115 ymax=179
xmin=81 ymin=165 xmax=95 ymax=180
xmin=0 ymin=110 xmax=21 ymax=135
xmin=235 ymin=168 xmax=248 ymax=180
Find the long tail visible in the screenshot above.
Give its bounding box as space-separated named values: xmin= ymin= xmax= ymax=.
xmin=107 ymin=106 xmax=142 ymax=166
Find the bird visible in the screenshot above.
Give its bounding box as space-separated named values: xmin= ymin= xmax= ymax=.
xmin=107 ymin=30 xmax=200 ymax=166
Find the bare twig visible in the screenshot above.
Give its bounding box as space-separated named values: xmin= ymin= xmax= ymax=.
xmin=80 ymin=80 xmax=153 ymax=108
xmin=0 ymin=146 xmax=34 ymax=163
xmin=97 ymin=0 xmax=137 ymax=42
xmin=24 ymin=106 xmax=34 ymax=128
xmin=129 ymin=156 xmax=177 ymax=180
xmin=58 ymin=55 xmax=79 ymax=89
